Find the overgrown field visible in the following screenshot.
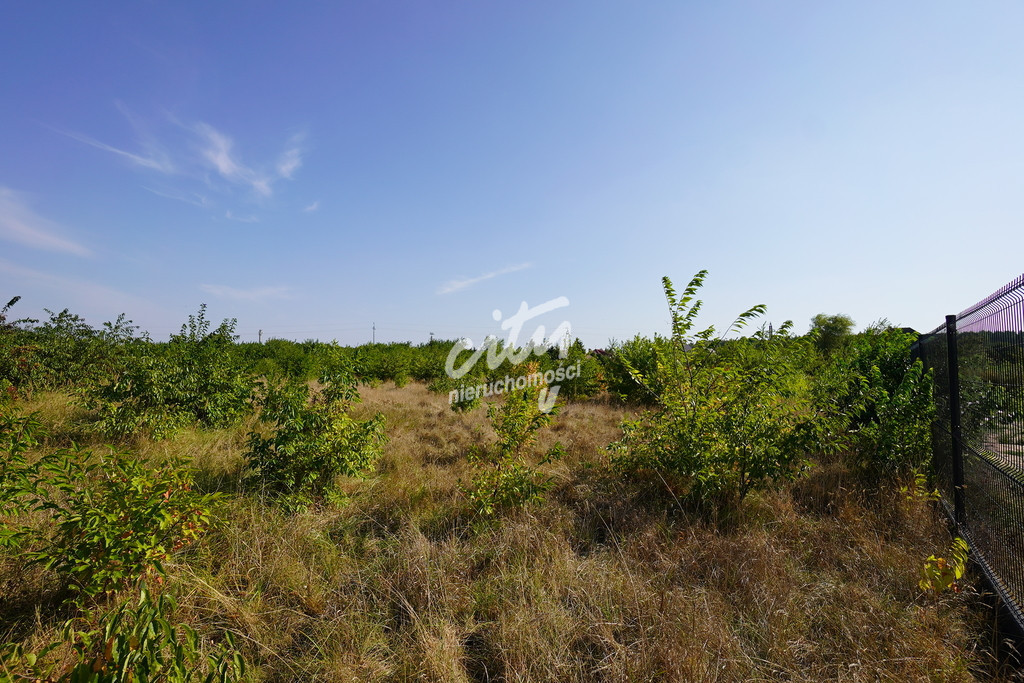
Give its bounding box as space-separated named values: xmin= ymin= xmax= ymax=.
xmin=0 ymin=276 xmax=1018 ymax=681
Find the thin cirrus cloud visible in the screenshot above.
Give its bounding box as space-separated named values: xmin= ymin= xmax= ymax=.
xmin=224 ymin=210 xmax=259 ymax=223
xmin=143 ymin=186 xmax=210 ymax=208
xmin=437 ymin=262 xmax=533 ymax=295
xmin=0 ymin=187 xmax=91 ymax=257
xmin=55 ymin=106 xmax=304 ymax=202
xmin=199 ymin=284 xmax=294 ymax=303
xmin=51 ymin=127 xmax=175 ymax=173
xmin=303 ymin=200 xmax=319 ymax=213
xmin=192 ymin=122 xmax=273 ymax=196
xmin=277 ymin=142 xmax=303 ymax=180
xmin=190 ymin=125 xmax=304 ymax=197
xmin=0 ymin=257 xmax=151 ymax=316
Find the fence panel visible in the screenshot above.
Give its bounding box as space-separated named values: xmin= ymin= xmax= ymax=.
xmin=918 ymin=275 xmax=1024 ymax=630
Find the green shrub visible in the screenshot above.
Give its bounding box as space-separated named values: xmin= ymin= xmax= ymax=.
xmin=0 ymin=300 xmax=138 ymax=397
xmin=0 ymin=403 xmax=236 ymax=680
xmin=4 ymin=445 xmax=217 ymax=599
xmin=428 ymin=372 xmax=486 ymax=413
xmin=410 ymin=339 xmax=454 ymax=382
xmin=239 ymin=337 xmax=320 ymax=381
xmin=815 ymin=325 xmax=934 ymax=479
xmin=462 ymin=369 xmax=563 ymax=516
xmin=609 ymin=272 xmax=813 ymax=506
xmin=33 ymin=309 xmax=136 ymax=390
xmin=552 ymin=339 xmax=604 ymax=400
xmin=353 ymin=342 xmax=415 ymax=385
xmin=0 ymin=296 xmax=39 ymax=400
xmin=85 ymin=306 xmax=255 ymax=439
xmin=920 ymin=537 xmax=969 ymax=595
xmin=808 ymin=313 xmax=855 ymax=356
xmin=0 ymin=408 xmax=44 ymax=521
xmin=599 ymin=335 xmax=661 ymax=405
xmin=2 ymin=585 xmax=245 ymax=682
xmin=244 ymin=367 xmax=386 ymax=510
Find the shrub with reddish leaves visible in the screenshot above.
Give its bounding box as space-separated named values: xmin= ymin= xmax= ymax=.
xmin=6 ymin=441 xmax=217 ymax=598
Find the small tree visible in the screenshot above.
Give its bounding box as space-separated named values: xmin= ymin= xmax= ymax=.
xmin=814 ymin=324 xmax=934 ymax=479
xmin=610 ymin=272 xmax=813 ymax=507
xmin=0 ymin=296 xmax=36 ymax=401
xmin=85 ymin=305 xmax=255 ymax=439
xmin=554 ymin=338 xmax=604 ymax=400
xmin=462 ymin=364 xmax=564 ymax=516
xmin=245 ymin=365 xmax=386 ymax=511
xmin=809 ymin=313 xmax=854 ymax=355
xmin=597 ymin=335 xmax=665 ymax=405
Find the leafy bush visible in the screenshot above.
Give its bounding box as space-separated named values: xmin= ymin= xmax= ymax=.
xmin=238 ymin=337 xmax=321 ymax=381
xmin=410 ymin=339 xmax=455 ymax=382
xmin=353 ymin=342 xmax=416 ymax=386
xmin=610 ymin=272 xmax=813 ymax=506
xmin=427 ymin=371 xmax=487 ymax=413
xmin=427 ymin=336 xmax=603 ymax=412
xmin=244 ymin=367 xmax=386 ymax=510
xmin=2 ymin=585 xmax=245 ymax=682
xmin=920 ymin=537 xmax=969 ymax=595
xmin=31 ymin=309 xmax=136 ymax=390
xmin=815 ymin=325 xmax=934 ymax=478
xmin=0 ymin=296 xmax=38 ymax=401
xmin=3 ymin=443 xmax=217 ymax=599
xmin=0 ymin=409 xmax=44 ymax=520
xmin=85 ymin=306 xmax=255 ymax=439
xmin=808 ymin=313 xmax=855 ymax=355
xmin=551 ymin=339 xmax=603 ymax=400
xmin=462 ymin=367 xmax=563 ymax=516
xmin=236 ymin=338 xmax=459 ymax=386
xmin=599 ymin=335 xmax=661 ymax=404
xmin=0 ymin=299 xmax=139 ymax=398
xmin=449 ymin=385 xmax=484 ymax=413
xmin=0 ymin=402 xmax=237 ymax=680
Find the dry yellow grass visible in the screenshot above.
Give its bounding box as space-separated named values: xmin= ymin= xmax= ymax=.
xmin=1 ymin=384 xmax=1016 ymax=681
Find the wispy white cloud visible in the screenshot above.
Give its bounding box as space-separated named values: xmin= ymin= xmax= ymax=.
xmin=224 ymin=210 xmax=259 ymax=223
xmin=303 ymin=200 xmax=319 ymax=213
xmin=143 ymin=186 xmax=210 ymax=208
xmin=194 ymin=124 xmax=240 ymax=177
xmin=54 ymin=105 xmax=305 ymax=207
xmin=192 ymin=123 xmax=273 ymax=196
xmin=437 ymin=262 xmax=532 ymax=295
xmin=199 ymin=284 xmax=293 ymax=302
xmin=193 ymin=123 xmax=304 ymax=198
xmin=51 ymin=102 xmax=175 ymax=174
xmin=0 ymin=258 xmax=152 ymax=315
xmin=0 ymin=187 xmax=91 ymax=257
xmin=114 ymin=100 xmax=176 ymax=171
xmin=277 ymin=141 xmax=303 ymax=179
xmin=51 ymin=126 xmax=175 ymax=173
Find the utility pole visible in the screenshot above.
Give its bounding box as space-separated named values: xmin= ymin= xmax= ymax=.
xmin=372 ymin=322 xmax=376 ymax=344
xmin=258 ymin=329 xmax=262 ymax=344
xmin=429 ymin=331 xmax=434 ymax=343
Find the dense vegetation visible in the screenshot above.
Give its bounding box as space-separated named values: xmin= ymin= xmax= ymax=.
xmin=0 ymin=278 xmax=1011 ymax=681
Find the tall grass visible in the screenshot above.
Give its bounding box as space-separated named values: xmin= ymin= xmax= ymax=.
xmin=0 ymin=384 xmax=1010 ymax=680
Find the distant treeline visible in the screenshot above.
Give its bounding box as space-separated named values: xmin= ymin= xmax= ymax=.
xmin=7 ymin=297 xmax=996 ymax=420
xmin=0 ymin=301 xmax=610 ymax=402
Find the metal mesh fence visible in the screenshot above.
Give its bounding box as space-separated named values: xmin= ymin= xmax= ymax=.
xmin=918 ymin=326 xmax=954 ymax=502
xmin=917 ymin=275 xmax=1024 ymax=629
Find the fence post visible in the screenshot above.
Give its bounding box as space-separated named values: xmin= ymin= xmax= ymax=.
xmin=945 ymin=314 xmax=966 ymax=526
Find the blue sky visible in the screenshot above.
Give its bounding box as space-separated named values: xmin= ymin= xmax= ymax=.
xmin=3 ymin=2 xmax=1024 ymax=346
